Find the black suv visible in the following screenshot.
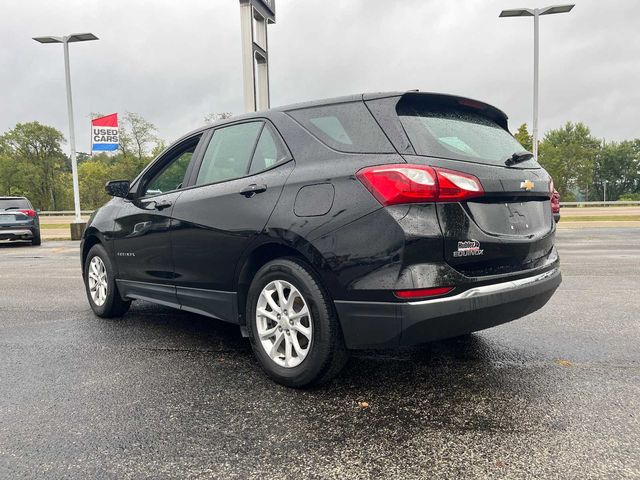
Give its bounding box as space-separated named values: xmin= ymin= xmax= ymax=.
xmin=0 ymin=196 xmax=41 ymax=246
xmin=81 ymin=92 xmax=561 ymax=387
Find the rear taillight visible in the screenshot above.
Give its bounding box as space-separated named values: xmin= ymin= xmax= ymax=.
xmin=356 ymin=164 xmax=483 ymax=206
xmin=436 ymin=168 xmax=484 ymax=201
xmin=548 ymin=177 xmax=556 ymax=213
xmin=394 ymin=286 xmax=454 ymax=299
xmin=356 ymin=164 xmax=438 ymax=205
xmin=18 ymin=209 xmax=36 ymax=217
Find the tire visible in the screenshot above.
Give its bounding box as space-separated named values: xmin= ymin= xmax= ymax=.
xmin=246 ymin=257 xmax=349 ymax=388
xmin=84 ymin=243 xmax=131 ymax=318
xmin=31 ymin=229 xmax=41 ymax=246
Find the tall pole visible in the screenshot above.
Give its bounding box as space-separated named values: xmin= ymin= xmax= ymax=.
xmin=34 ymin=33 xmax=97 ymax=239
xmin=499 ymin=5 xmax=574 ymax=159
xmin=62 ymin=37 xmax=82 ymax=223
xmin=532 ymin=10 xmax=540 ymax=162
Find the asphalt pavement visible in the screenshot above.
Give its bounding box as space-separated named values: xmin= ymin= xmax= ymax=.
xmin=0 ymin=229 xmax=638 ymax=479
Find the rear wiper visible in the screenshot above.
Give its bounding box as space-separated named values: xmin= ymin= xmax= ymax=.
xmin=505 ymin=151 xmax=533 ymax=166
xmin=4 ymin=206 xmax=20 ymax=210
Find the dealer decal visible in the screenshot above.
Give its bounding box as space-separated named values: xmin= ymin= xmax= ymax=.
xmin=453 ymin=240 xmax=484 ymax=257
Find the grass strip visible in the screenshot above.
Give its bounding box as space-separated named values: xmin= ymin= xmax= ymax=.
xmin=40 ymin=224 xmax=71 ymax=230
xmin=560 ymin=215 xmax=640 ymax=222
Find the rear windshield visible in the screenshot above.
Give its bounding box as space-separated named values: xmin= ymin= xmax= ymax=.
xmin=287 ymin=102 xmax=394 ymax=154
xmin=398 ymin=104 xmax=539 ymax=168
xmin=0 ymin=198 xmax=30 ymax=210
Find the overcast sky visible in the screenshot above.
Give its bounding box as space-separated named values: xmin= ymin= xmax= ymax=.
xmin=1 ymin=0 xmax=638 ymax=153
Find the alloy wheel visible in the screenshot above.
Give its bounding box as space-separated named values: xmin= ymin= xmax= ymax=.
xmin=88 ymin=256 xmax=108 ymax=306
xmin=255 ymin=280 xmax=313 ymax=368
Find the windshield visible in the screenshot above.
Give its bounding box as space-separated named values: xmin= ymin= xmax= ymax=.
xmin=399 ymin=107 xmax=539 ymax=168
xmin=0 ymin=198 xmax=30 ymax=210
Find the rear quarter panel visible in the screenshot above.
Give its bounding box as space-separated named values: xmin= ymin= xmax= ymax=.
xmin=261 ymin=114 xmax=415 ymax=300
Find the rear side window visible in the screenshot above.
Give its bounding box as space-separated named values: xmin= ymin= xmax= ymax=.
xmin=398 ymin=102 xmax=538 ymax=168
xmin=288 ymin=102 xmax=394 ymax=153
xmin=195 ymin=122 xmax=263 ymax=185
xmin=0 ymin=198 xmax=30 ymax=210
xmin=249 ymin=124 xmax=289 ymax=175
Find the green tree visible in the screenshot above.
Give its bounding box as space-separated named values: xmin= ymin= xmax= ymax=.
xmin=54 ymin=172 xmax=74 ymax=210
xmin=619 ymin=193 xmax=640 ymax=201
xmin=119 ymin=112 xmax=159 ymax=164
xmin=0 ymin=122 xmax=69 ymax=210
xmin=0 ymin=140 xmax=29 ymax=197
xmin=514 ymin=123 xmax=533 ymax=152
xmin=150 ymin=140 xmax=166 ymax=158
xmin=538 ymin=122 xmax=600 ymax=200
xmin=593 ymin=140 xmax=640 ymax=200
xmin=76 ymin=151 xmax=92 ymax=164
xmin=0 ymin=113 xmax=164 ymax=211
xmin=78 ymin=160 xmax=112 ymax=209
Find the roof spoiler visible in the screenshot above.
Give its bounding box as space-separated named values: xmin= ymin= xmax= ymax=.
xmin=396 ymin=92 xmax=509 ymax=131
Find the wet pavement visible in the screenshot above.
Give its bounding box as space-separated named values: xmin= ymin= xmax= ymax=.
xmin=0 ymin=229 xmax=638 ymax=479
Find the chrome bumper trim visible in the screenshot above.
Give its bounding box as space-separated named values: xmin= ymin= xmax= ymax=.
xmin=407 ymin=268 xmax=560 ymax=306
xmin=0 ymin=229 xmax=32 ymax=236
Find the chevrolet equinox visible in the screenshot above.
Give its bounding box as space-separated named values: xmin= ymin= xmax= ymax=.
xmin=81 ymin=92 xmax=561 ymax=387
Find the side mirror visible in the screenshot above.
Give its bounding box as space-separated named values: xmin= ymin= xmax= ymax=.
xmin=105 ymin=180 xmax=131 ymax=198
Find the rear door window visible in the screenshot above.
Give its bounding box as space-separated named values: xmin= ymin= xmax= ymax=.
xmin=398 ymin=103 xmax=538 ymax=168
xmin=287 ymin=102 xmax=394 ymax=153
xmin=195 ymin=122 xmax=263 ymax=186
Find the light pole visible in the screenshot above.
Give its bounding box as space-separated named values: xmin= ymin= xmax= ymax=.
xmin=33 ymin=33 xmax=98 ymax=236
xmin=603 ymin=180 xmax=607 ymax=203
xmin=499 ymin=5 xmax=574 ymax=161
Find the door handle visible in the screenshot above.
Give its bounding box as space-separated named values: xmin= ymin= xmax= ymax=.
xmin=240 ymin=184 xmax=267 ymax=198
xmin=153 ymin=199 xmax=173 ymax=210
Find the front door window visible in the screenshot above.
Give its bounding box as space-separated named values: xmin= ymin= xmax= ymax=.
xmin=142 ymin=139 xmax=200 ymax=197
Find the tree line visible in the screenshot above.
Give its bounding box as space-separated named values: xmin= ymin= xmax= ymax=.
xmin=0 ymin=113 xmax=162 ymax=210
xmin=514 ymin=123 xmax=640 ymax=201
xmin=0 ymin=114 xmax=638 ymax=211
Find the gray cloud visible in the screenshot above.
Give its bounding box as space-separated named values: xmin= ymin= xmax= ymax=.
xmin=1 ymin=0 xmax=638 ymax=155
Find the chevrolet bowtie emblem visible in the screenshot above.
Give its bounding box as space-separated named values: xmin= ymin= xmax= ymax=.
xmin=520 ymin=179 xmax=535 ymax=191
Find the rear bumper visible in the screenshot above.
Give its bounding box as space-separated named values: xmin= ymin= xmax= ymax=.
xmin=334 ymin=267 xmax=561 ymax=349
xmin=0 ymin=229 xmax=33 ymax=240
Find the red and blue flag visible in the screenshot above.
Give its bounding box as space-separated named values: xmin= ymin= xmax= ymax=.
xmin=91 ymin=113 xmax=119 ymax=152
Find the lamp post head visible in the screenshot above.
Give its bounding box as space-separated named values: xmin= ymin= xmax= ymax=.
xmin=499 ymin=8 xmax=534 ymax=17
xmin=540 ymin=4 xmax=575 ymax=15
xmin=33 ymin=33 xmax=99 ymax=44
xmin=499 ymin=4 xmax=574 ymax=17
xmin=33 ymin=36 xmax=63 ymax=44
xmin=68 ymin=33 xmax=99 ymax=42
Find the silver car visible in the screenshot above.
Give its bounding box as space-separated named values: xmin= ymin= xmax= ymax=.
xmin=0 ymin=197 xmax=41 ymax=246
